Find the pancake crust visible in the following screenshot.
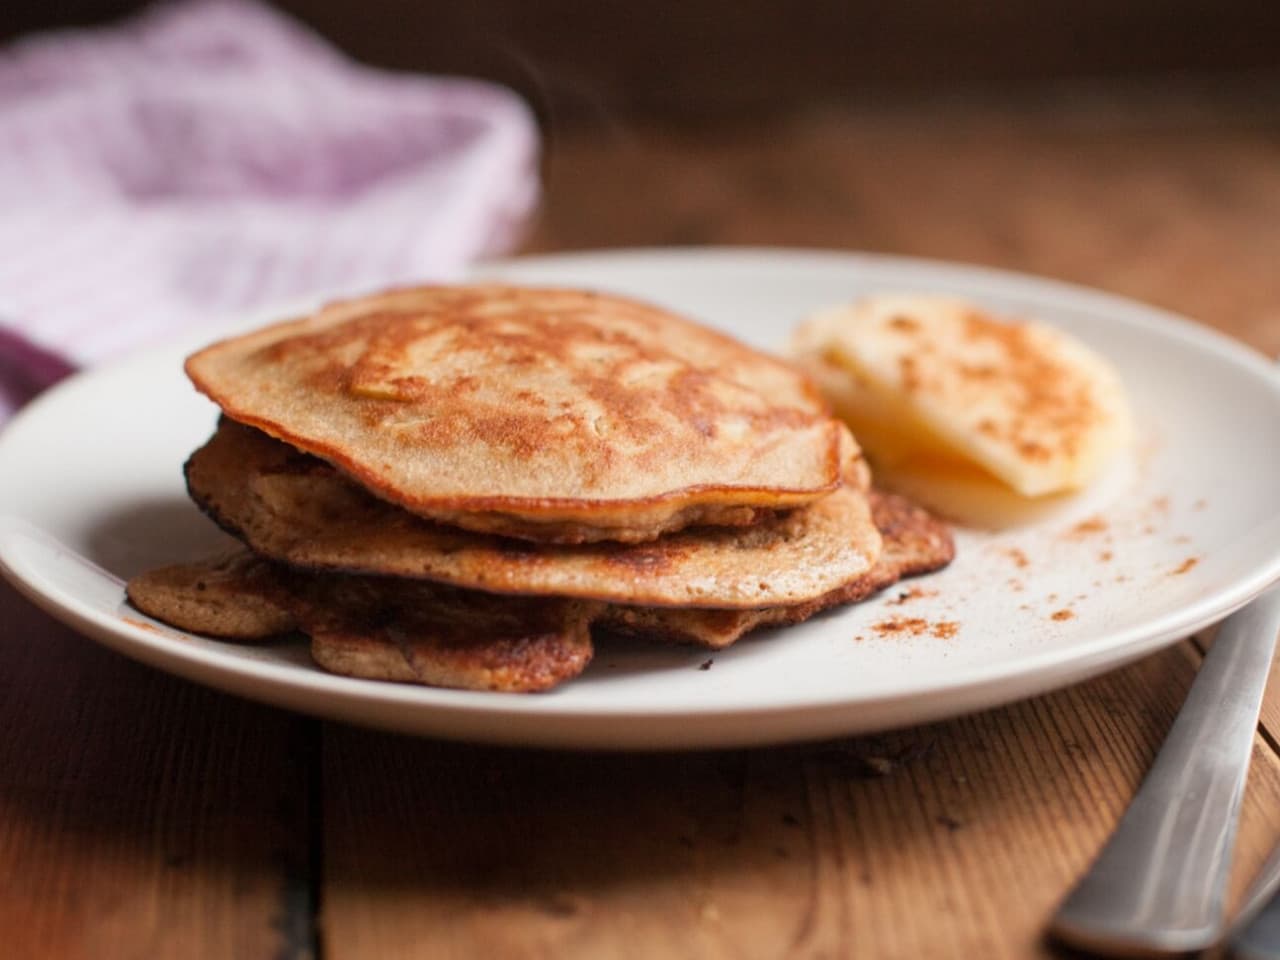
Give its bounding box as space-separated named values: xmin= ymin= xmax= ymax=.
xmin=600 ymin=490 xmax=954 ymax=647
xmin=185 ymin=285 xmax=848 ymax=542
xmin=185 ymin=419 xmax=882 ymax=609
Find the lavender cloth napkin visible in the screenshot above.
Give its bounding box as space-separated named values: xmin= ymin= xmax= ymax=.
xmin=0 ymin=0 xmax=540 ymax=421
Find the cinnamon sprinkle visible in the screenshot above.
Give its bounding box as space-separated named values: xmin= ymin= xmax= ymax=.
xmin=1065 ymin=515 xmax=1108 ymax=539
xmin=871 ymin=616 xmax=959 ymax=640
xmin=1004 ymin=547 xmax=1030 ymax=569
xmin=872 ymin=616 xmax=929 ymax=636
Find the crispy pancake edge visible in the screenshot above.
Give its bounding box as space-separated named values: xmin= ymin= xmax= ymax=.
xmin=599 ymin=490 xmax=955 ymax=647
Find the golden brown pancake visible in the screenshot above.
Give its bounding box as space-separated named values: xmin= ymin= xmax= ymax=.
xmin=125 ymin=491 xmax=951 ymax=690
xmin=185 ymin=285 xmax=850 ymax=543
xmin=185 ymin=419 xmax=882 ymax=609
xmin=600 ymin=490 xmax=954 ymax=647
xmin=292 ymin=577 xmax=597 ymax=693
xmin=125 ymin=550 xmax=295 ymax=639
xmin=126 ymin=556 xmax=597 ymax=693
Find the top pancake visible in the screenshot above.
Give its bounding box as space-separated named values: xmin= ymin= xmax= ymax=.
xmin=186 ymin=285 xmax=848 ymax=543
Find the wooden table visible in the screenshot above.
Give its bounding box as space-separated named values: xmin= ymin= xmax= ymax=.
xmin=4 ymin=87 xmax=1280 ymax=958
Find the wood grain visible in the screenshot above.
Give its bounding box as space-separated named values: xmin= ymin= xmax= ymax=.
xmin=529 ymin=98 xmax=1280 ymax=356
xmin=0 ymin=583 xmax=315 ymax=959
xmin=319 ymin=642 xmax=1280 ymax=959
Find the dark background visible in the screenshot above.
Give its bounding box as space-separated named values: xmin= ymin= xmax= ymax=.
xmin=4 ymin=0 xmax=1280 ymax=123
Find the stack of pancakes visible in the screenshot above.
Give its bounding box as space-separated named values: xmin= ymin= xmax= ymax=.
xmin=127 ymin=286 xmax=953 ymax=692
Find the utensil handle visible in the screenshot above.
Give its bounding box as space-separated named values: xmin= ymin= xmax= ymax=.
xmin=1231 ymin=845 xmax=1280 ymax=960
xmin=1049 ymin=586 xmax=1280 ymax=957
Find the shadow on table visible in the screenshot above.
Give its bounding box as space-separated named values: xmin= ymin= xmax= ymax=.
xmin=0 ymin=579 xmax=314 ymax=949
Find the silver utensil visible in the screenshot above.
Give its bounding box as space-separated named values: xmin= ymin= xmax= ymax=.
xmin=1049 ymin=585 xmax=1280 ymax=957
xmin=1230 ymin=841 xmax=1280 ymax=960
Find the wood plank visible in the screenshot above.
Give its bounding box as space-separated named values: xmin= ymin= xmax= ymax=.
xmin=528 ymin=104 xmax=1280 ymax=357
xmin=1250 ymin=626 xmax=1280 ymax=756
xmin=321 ymin=637 xmax=1280 ymax=959
xmin=0 ymin=583 xmax=315 ymax=959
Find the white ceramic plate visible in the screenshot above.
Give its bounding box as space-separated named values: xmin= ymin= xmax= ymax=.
xmin=3 ymin=248 xmax=1279 ymax=749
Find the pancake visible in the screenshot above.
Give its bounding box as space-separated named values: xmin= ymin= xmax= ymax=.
xmin=126 ymin=555 xmax=597 ymax=693
xmin=293 ymin=577 xmax=597 ymax=693
xmin=125 ymin=550 xmax=295 ymax=639
xmin=186 ymin=285 xmax=849 ymax=543
xmin=791 ymin=295 xmax=1132 ymax=512
xmin=600 ymin=490 xmax=954 ymax=647
xmin=125 ymin=491 xmax=951 ymax=690
xmin=185 ymin=419 xmax=882 ymax=609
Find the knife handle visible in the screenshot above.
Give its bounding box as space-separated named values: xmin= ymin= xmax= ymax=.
xmin=1049 ymin=586 xmax=1280 ymax=957
xmin=1233 ymin=874 xmax=1280 ymax=960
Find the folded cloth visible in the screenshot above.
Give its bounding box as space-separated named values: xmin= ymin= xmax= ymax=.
xmin=0 ymin=0 xmax=540 ymax=420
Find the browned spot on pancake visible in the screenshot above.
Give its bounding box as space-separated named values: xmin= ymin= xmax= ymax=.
xmin=601 ymin=544 xmax=684 ymax=573
xmin=1051 ymin=609 xmax=1075 ymax=622
xmin=1170 ymin=557 xmax=1199 ymax=576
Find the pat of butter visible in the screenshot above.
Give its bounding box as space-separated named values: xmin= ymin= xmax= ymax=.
xmin=791 ymin=295 xmax=1132 ymax=516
